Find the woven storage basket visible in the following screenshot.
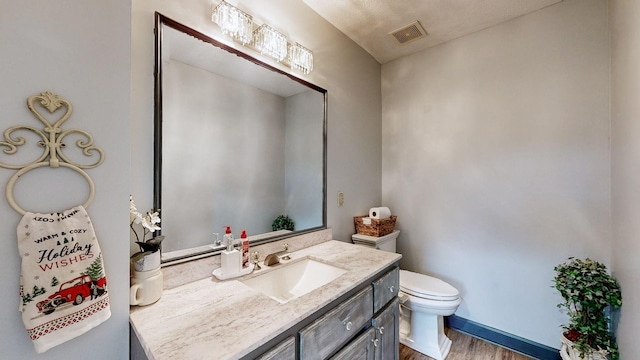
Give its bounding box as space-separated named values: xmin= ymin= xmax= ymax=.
xmin=354 ymin=215 xmax=397 ymax=237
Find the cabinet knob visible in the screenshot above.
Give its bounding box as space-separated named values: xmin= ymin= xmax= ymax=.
xmin=378 ymin=326 xmax=384 ymax=335
xmin=372 ymin=339 xmax=380 ymax=348
xmin=389 ymin=286 xmax=395 ymax=293
xmin=344 ymin=321 xmax=353 ymax=331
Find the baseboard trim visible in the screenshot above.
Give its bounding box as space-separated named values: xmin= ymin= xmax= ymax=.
xmin=446 ymin=315 xmax=561 ymax=360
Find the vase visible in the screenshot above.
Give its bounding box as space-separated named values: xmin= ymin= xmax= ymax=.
xmin=560 ymin=333 xmax=608 ymax=360
xmin=131 ymin=250 xmax=161 ymax=272
xmin=130 ymin=267 xmax=163 ymax=306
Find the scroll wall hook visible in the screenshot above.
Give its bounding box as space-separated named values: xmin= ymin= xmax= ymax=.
xmin=0 ymin=91 xmax=104 ymax=215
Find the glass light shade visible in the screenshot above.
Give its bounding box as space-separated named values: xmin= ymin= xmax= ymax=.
xmin=253 ymin=24 xmax=288 ymax=62
xmin=289 ymin=43 xmax=314 ymax=74
xmin=211 ymin=1 xmax=253 ymax=45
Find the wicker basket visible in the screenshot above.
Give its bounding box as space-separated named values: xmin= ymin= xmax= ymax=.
xmin=354 ymin=215 xmax=397 ymax=237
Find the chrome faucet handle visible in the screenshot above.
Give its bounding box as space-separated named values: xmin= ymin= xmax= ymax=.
xmin=282 ymin=244 xmax=291 ymax=260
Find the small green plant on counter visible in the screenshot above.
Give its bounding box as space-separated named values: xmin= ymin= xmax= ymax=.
xmin=553 ymin=257 xmax=622 ymax=360
xmin=272 ymin=215 xmax=295 ymax=231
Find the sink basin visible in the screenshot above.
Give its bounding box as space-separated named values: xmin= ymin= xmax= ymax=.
xmin=241 ymin=258 xmax=347 ymax=303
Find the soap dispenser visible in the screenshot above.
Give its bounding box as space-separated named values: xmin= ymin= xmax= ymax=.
xmin=240 ymin=230 xmax=249 ymax=269
xmin=223 ymin=226 xmax=234 ymax=248
xmin=220 ymin=226 xmax=240 ymax=276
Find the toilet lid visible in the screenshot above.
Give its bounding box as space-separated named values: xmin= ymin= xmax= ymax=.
xmin=400 ymin=270 xmax=459 ymax=301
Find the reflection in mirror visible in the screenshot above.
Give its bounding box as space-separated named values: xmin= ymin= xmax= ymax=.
xmin=154 ymin=13 xmax=327 ymax=262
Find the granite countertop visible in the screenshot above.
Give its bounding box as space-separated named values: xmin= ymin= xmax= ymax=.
xmin=129 ymin=240 xmax=401 ymax=360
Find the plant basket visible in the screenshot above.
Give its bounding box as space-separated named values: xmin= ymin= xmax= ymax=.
xmin=560 ymin=333 xmax=607 ymax=360
xmin=354 ymin=215 xmax=397 ymax=237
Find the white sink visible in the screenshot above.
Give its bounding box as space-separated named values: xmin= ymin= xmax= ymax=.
xmin=241 ymin=258 xmax=347 ymax=303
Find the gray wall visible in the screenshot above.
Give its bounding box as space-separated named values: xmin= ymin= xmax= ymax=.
xmin=131 ymin=0 xmax=382 ymax=252
xmin=0 ymin=1 xmax=130 ymax=359
xmin=610 ymin=0 xmax=640 ymax=358
xmin=382 ymin=0 xmax=610 ymax=348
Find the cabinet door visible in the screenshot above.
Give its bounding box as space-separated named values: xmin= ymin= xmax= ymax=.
xmin=372 ymin=298 xmax=400 ymax=360
xmin=372 ymin=267 xmax=399 ymax=314
xmin=329 ymin=328 xmax=375 ymax=360
xmin=299 ymin=287 xmax=374 ymax=360
xmin=256 ymin=336 xmax=295 ymax=360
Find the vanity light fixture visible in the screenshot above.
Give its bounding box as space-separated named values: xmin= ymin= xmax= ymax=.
xmin=288 ymin=42 xmax=314 ymax=74
xmin=210 ymin=1 xmax=314 ymax=73
xmin=253 ymin=24 xmax=288 ymax=62
xmin=211 ymin=0 xmax=253 ymax=45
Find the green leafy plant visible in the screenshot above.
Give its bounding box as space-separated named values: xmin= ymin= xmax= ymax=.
xmin=272 ymin=215 xmax=295 ymax=231
xmin=553 ymin=257 xmax=622 ymax=359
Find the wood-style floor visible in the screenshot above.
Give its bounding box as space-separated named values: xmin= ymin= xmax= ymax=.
xmin=399 ymin=329 xmax=533 ymax=360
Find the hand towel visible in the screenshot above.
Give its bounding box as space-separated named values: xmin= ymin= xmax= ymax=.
xmin=17 ymin=205 xmax=111 ymax=353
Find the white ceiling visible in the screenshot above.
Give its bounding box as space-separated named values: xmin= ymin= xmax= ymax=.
xmin=303 ymin=0 xmax=563 ymax=64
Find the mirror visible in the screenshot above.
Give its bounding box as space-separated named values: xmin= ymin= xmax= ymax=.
xmin=154 ymin=13 xmax=327 ymax=262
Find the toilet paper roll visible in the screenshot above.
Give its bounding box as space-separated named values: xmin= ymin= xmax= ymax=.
xmin=369 ymin=207 xmax=391 ymax=220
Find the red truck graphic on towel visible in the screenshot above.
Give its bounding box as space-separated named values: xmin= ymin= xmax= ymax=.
xmin=36 ymin=274 xmax=107 ymax=315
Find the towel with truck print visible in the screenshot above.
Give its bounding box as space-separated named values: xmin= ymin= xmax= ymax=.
xmin=17 ymin=205 xmax=111 ymax=353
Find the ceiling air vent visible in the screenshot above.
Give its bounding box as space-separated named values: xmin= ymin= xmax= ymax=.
xmin=389 ymin=21 xmax=427 ymax=45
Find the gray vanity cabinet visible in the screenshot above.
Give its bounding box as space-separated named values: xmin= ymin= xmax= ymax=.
xmin=298 ymin=267 xmax=400 ymax=360
xmin=256 ymin=336 xmax=296 ymax=360
xmin=299 ymin=287 xmax=374 ymax=360
xmin=329 ymin=328 xmax=375 ymax=360
xmin=372 ymin=298 xmax=400 ymax=360
xmin=245 ymin=266 xmax=400 ymax=360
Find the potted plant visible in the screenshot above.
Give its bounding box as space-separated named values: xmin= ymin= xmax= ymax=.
xmin=272 ymin=214 xmax=295 ymax=231
xmin=553 ymin=257 xmax=622 ymax=360
xmin=130 ymin=195 xmax=163 ymax=272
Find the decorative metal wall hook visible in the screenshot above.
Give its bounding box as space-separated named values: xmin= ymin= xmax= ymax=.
xmin=0 ymin=91 xmax=105 ymax=215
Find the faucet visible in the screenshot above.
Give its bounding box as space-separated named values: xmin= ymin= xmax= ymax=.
xmin=263 ymin=244 xmax=292 ymax=266
xmin=263 ymin=253 xmax=280 ymax=266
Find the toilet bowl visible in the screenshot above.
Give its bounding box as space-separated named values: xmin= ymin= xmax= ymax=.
xmin=351 ymin=230 xmax=461 ymax=360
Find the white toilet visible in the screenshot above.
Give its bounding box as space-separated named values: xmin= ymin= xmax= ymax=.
xmin=352 ymin=230 xmax=461 ymax=360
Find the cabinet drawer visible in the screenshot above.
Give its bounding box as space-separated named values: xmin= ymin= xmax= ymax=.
xmin=329 ymin=328 xmax=375 ymax=360
xmin=299 ymin=286 xmax=374 ymax=360
xmin=256 ymin=336 xmax=295 ymax=360
xmin=372 ymin=267 xmax=399 ymax=313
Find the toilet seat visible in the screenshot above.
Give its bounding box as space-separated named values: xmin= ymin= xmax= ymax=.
xmin=401 ymin=291 xmax=462 ymax=316
xmin=400 ymin=270 xmax=459 ymax=301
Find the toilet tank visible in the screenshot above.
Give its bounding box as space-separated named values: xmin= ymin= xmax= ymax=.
xmin=351 ymin=230 xmax=400 ymax=253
